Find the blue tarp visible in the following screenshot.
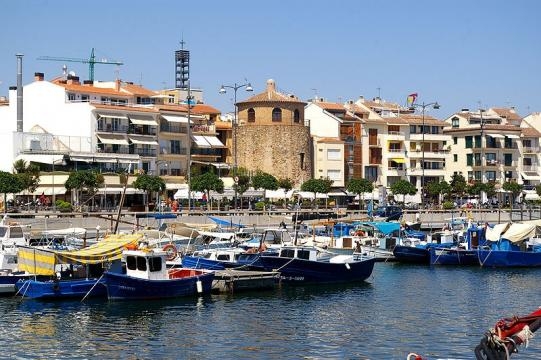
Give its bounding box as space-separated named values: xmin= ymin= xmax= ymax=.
xmin=366 ymin=221 xmax=400 ymax=235
xmin=207 ymin=216 xmax=245 ymax=228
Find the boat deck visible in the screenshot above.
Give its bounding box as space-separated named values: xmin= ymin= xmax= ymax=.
xmin=212 ymin=269 xmax=280 ymax=294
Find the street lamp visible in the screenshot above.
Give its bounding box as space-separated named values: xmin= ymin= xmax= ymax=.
xmin=409 ymin=101 xmax=440 ymax=209
xmin=219 ymin=81 xmax=253 ymax=209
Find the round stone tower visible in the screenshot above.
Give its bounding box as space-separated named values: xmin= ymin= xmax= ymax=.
xmin=235 ymin=79 xmax=312 ymax=186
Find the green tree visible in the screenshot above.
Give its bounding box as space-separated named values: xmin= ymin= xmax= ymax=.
xmin=64 ymin=170 xmax=104 ymax=210
xmin=347 ymin=178 xmax=373 ymax=210
xmin=301 ymin=178 xmax=333 ymax=206
xmin=12 ymin=159 xmax=40 ymax=193
xmin=450 ymin=173 xmax=467 ymax=200
xmin=0 ymin=171 xmax=24 ymax=212
xmin=251 ymin=171 xmax=278 ymax=191
xmin=278 ymin=178 xmax=294 ymax=206
xmin=502 ymin=181 xmax=523 ymax=209
xmin=233 ymin=175 xmax=250 ymax=209
xmin=190 ymin=172 xmax=224 ymax=210
xmin=390 ymin=179 xmax=417 ymax=205
xmin=426 ymin=180 xmax=451 ymax=206
xmin=132 ymin=174 xmax=166 ymax=212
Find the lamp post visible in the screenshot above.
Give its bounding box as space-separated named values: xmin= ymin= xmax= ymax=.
xmin=409 ymin=101 xmax=440 ymax=210
xmin=185 ymin=82 xmax=194 ymax=213
xmin=219 ymin=81 xmax=253 ymax=209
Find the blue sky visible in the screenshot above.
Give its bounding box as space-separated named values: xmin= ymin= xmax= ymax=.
xmin=1 ymin=0 xmax=540 ymax=118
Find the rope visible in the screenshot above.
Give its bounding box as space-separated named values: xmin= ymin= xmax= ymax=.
xmin=273 ymin=256 xmax=297 ymax=272
xmin=81 ymin=273 xmax=105 ymax=302
xmin=478 ymin=247 xmax=493 ymax=267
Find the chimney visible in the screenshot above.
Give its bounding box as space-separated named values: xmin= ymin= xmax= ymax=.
xmin=266 ymin=79 xmax=276 ymax=93
xmin=115 ymin=78 xmax=121 ymax=91
xmin=358 ymin=96 xmax=365 ymax=103
xmin=66 ymin=75 xmax=80 ymax=85
xmin=16 ymin=54 xmax=23 ymax=133
xmin=34 ymin=72 xmax=44 ymax=81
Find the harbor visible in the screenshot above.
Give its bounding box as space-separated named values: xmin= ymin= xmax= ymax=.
xmin=1 ymin=261 xmax=540 ymax=359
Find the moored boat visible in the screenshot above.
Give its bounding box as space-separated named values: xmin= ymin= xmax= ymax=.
xmin=104 ymin=248 xmax=214 ymax=300
xmin=257 ymin=245 xmax=375 ymax=284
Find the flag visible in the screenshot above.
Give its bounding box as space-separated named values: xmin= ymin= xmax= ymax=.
xmin=407 ymin=93 xmax=418 ymax=106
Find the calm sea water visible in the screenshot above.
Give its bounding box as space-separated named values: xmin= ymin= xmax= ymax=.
xmin=1 ymin=263 xmax=540 ymax=360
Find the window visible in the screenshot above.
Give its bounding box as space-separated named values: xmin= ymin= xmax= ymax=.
xmin=126 ymin=256 xmax=137 ymax=270
xmin=474 ymin=171 xmax=482 ymax=181
xmin=168 ymin=95 xmax=175 ymax=104
xmin=410 ymin=125 xmax=416 ymax=134
xmin=451 ymin=117 xmax=459 ymax=128
xmin=474 ymin=135 xmax=482 ymax=148
xmin=327 ymin=149 xmax=341 ymax=160
xmin=148 ymin=257 xmax=162 ymax=272
xmin=364 ymin=166 xmax=378 ymax=182
xmin=170 ymin=140 xmax=181 ymax=154
xmin=293 ymin=109 xmax=300 ymax=123
xmin=486 ymin=153 xmax=497 ymax=165
xmin=137 ymin=257 xmax=147 ymax=271
xmin=81 ymin=95 xmax=89 ymax=102
xmin=454 ymin=154 xmax=458 ymax=162
xmin=466 ymin=154 xmax=473 ymax=166
xmin=431 ymin=126 xmax=439 ymax=134
xmin=327 ymin=169 xmax=341 ymax=181
xmin=68 ymin=93 xmax=76 ymax=101
xmin=504 ymin=153 xmax=513 ymax=166
xmin=486 ymin=171 xmax=496 ymax=181
xmin=272 ymin=108 xmax=282 ymax=122
xmin=453 ymin=137 xmax=458 ymax=145
xmin=248 ymin=108 xmax=255 ymax=122
xmin=465 ymin=136 xmax=473 ymax=148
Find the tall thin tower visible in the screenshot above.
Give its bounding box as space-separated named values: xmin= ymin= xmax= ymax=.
xmin=175 ymin=40 xmax=190 ymax=89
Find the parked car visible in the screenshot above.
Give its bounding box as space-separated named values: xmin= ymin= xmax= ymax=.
xmin=372 ymin=205 xmax=403 ymax=220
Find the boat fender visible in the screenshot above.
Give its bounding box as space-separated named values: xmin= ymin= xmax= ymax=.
xmin=162 ymin=244 xmax=178 ymax=261
xmin=196 ymin=279 xmax=203 ymax=294
xmin=349 ymin=230 xmax=355 ymax=236
xmin=406 ymin=353 xmax=423 ymax=360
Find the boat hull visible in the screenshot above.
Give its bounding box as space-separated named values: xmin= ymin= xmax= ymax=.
xmin=104 ymin=270 xmax=214 ymax=300
xmin=477 ymin=250 xmax=541 ymax=267
xmin=257 ymin=255 xmax=375 ymax=284
xmin=15 ymin=278 xmax=106 ymax=299
xmin=392 ymin=245 xmax=430 ymax=264
xmin=181 ymin=253 xmax=268 ymax=271
xmin=360 ymin=246 xmax=395 ymax=262
xmin=429 ymin=248 xmax=480 ymax=266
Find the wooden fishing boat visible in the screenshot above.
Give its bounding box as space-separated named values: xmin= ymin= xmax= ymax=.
xmin=104 ymin=248 xmax=214 ymax=300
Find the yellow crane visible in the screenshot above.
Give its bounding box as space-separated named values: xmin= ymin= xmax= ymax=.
xmin=37 ymin=48 xmax=123 ymax=82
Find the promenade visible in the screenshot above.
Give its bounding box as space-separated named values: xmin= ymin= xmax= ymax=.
xmin=5 ymin=206 xmax=541 ymax=237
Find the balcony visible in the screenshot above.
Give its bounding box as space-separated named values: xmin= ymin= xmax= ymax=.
xmin=97 ymin=124 xmax=129 ymax=133
xmin=368 ymin=139 xmax=381 ymax=147
xmin=522 ymin=165 xmax=538 ymax=172
xmin=523 ymin=147 xmax=539 ymax=154
xmin=384 ymin=131 xmax=405 ymax=140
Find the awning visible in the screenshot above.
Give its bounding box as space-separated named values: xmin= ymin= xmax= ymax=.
xmin=129 ymin=136 xmax=159 ymax=145
xmin=96 ymin=188 xmax=145 ymax=194
xmin=97 ymin=134 xmax=129 ymax=145
xmin=523 ymin=190 xmax=541 ymax=201
xmin=162 ymin=115 xmax=189 ymax=123
xmin=265 ymin=189 xmax=295 ymax=199
xmin=165 ymin=183 xmax=184 ymax=190
xmin=129 ymin=116 xmax=158 ymax=126
xmin=204 ymin=136 xmax=225 ymax=148
xmin=506 ymin=134 xmax=520 ymax=139
xmin=19 ymin=186 xmax=67 ymax=196
xmin=97 ymin=113 xmax=128 ymax=120
xmin=295 ymin=191 xmax=329 ymax=199
xmin=17 ymin=234 xmax=142 ymax=275
xmin=192 ymin=135 xmax=211 ymax=148
xmin=521 ymin=172 xmax=541 ymax=181
xmin=489 ymin=134 xmax=505 ymax=138
xmin=14 ymin=154 xmax=65 ymax=165
xmin=173 ymin=187 xmax=204 ymax=200
xmin=391 ymin=158 xmax=406 ymax=163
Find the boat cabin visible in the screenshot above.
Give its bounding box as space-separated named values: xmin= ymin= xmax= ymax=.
xmin=279 ymin=246 xmax=319 ymax=261
xmin=123 ymin=250 xmax=168 ymax=280
xmin=261 ymin=229 xmax=293 ymax=248
xmin=0 ymin=223 xmax=27 ymax=249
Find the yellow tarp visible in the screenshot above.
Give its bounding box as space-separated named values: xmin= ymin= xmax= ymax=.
xmin=18 ymin=234 xmax=142 ymax=276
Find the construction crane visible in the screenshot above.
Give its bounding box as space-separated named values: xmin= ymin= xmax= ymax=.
xmin=37 ymin=48 xmax=123 ymax=82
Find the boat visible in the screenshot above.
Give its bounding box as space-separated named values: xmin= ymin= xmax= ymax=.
xmin=104 ymin=247 xmax=214 ymax=300
xmin=477 ymin=221 xmax=541 ymax=267
xmin=429 ymin=225 xmax=487 ymax=265
xmin=0 ymin=217 xmax=40 ymax=294
xmin=257 ymin=245 xmax=375 ymax=284
xmin=15 ymin=234 xmax=141 ymax=299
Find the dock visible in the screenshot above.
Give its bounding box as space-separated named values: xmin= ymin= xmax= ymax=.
xmin=212 ymin=269 xmax=280 ymax=294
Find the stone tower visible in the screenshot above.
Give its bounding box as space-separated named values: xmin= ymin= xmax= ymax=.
xmin=235 ymin=79 xmax=312 ymax=186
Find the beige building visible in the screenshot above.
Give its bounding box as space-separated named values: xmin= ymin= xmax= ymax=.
xmin=235 ymin=79 xmax=312 ymax=186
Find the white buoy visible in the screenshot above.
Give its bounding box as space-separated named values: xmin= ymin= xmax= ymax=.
xmin=196 ymin=280 xmax=203 ymax=293
xmin=345 ymin=263 xmax=351 ymax=270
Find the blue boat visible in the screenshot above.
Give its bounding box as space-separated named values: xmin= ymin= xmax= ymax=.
xmin=477 ymin=221 xmax=541 ymax=267
xmin=429 ymin=225 xmax=487 ymax=266
xmin=257 ymin=246 xmax=375 ymax=284
xmin=181 ymin=248 xmax=269 ymax=271
xmin=393 ymin=231 xmax=457 ymax=264
xmin=15 ymin=277 xmax=106 ymax=299
xmin=104 ymin=248 xmax=215 ymax=300
xmin=15 ymin=234 xmax=142 ymax=300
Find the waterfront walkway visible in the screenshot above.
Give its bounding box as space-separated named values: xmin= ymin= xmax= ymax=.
xmin=4 ymin=207 xmax=540 ymax=237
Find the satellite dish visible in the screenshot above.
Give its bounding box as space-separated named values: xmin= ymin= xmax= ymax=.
xmin=68 ymin=70 xmax=76 ymax=76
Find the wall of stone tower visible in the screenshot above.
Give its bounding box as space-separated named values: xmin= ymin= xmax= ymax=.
xmin=236 ymin=125 xmax=312 ymax=187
